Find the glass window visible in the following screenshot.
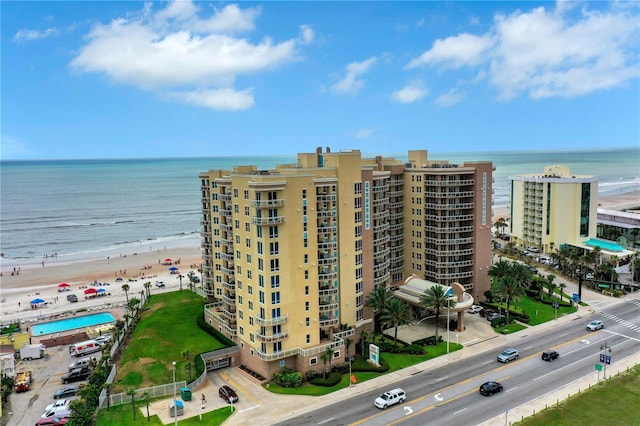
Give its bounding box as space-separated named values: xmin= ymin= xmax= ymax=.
xmin=271 ymin=292 xmax=281 ymax=304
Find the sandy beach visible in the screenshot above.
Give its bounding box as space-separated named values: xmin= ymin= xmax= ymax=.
xmin=1 ymin=191 xmax=638 ymax=326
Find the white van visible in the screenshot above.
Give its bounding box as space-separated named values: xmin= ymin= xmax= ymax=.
xmin=68 ymin=340 xmax=101 ymax=357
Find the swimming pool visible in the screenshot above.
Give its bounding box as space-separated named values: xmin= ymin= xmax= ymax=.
xmin=583 ymin=238 xmax=626 ymax=252
xmin=32 ymin=312 xmax=116 ymax=336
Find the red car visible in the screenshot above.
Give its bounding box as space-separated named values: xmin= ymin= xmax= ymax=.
xmin=218 ymin=385 xmax=238 ymax=403
xmin=36 ymin=416 xmax=69 ymax=426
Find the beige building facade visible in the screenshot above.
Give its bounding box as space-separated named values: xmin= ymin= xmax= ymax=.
xmin=199 ymin=148 xmax=494 ymax=378
xmin=509 ymin=165 xmax=599 ymax=254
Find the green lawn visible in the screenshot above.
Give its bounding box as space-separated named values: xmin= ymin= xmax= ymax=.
xmin=267 ymin=342 xmax=463 ymax=396
xmin=515 ymin=364 xmax=640 ymax=425
xmin=96 ymin=401 xmax=234 ymax=425
xmin=114 ymin=291 xmax=226 ymax=393
xmin=514 ymin=297 xmax=576 ymax=325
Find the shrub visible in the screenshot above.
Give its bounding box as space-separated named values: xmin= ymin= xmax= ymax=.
xmin=351 ymin=355 xmax=389 ymax=373
xmin=274 ymin=368 xmax=303 ymax=388
xmin=305 ymin=370 xmax=321 ymax=381
xmin=413 ymin=335 xmax=443 ymax=346
xmin=310 ymin=372 xmax=342 ymax=387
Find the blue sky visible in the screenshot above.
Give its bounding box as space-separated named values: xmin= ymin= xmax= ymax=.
xmin=2 ymin=1 xmax=639 ymax=160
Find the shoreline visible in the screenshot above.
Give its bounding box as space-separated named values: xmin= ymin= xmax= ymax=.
xmin=1 ymin=190 xmax=637 ymax=324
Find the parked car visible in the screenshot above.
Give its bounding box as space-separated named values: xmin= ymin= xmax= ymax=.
xmin=68 ymin=357 xmax=96 ymax=372
xmin=479 ymin=308 xmax=495 ymax=318
xmin=155 ymin=281 xmax=165 ymax=287
xmin=61 ymin=367 xmax=91 ymax=384
xmin=45 ymin=399 xmax=70 ymax=413
xmin=374 ymin=388 xmax=406 ymax=409
xmin=36 ymin=416 xmax=69 ymax=426
xmin=586 ymin=272 xmax=594 ymax=279
xmin=542 ymin=350 xmax=559 ymax=362
xmin=218 ymin=385 xmax=238 ymax=403
xmin=486 ymin=312 xmax=504 ymax=321
xmin=467 ymin=305 xmax=483 ymax=314
xmin=41 ymin=406 xmax=71 ymax=419
xmin=66 ymin=294 xmax=78 ymax=303
xmin=54 ymin=385 xmax=79 ymax=399
xmin=479 ymin=381 xmax=503 ymax=396
xmin=586 ymin=320 xmax=604 ymax=331
xmin=497 ymin=348 xmax=519 ymax=363
xmin=94 ymin=335 xmax=112 ymax=345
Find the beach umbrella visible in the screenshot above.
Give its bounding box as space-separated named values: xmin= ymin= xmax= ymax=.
xmin=164 ymin=258 xmax=172 ymax=262
xmin=30 ymin=298 xmax=45 ymax=304
xmin=58 ymin=283 xmax=70 ymax=288
xmin=169 ymin=267 xmax=178 ymax=271
xmin=84 ymin=288 xmax=98 ymax=295
xmin=97 ymin=288 xmax=106 ymax=293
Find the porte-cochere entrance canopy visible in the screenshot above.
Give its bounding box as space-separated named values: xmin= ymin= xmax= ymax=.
xmin=393 ymin=275 xmax=474 ymax=331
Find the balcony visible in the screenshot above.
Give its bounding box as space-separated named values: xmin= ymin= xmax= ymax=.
xmin=319 ymin=287 xmax=339 ymax=297
xmin=317 ymin=257 xmax=338 ymax=266
xmin=221 ymin=309 xmax=236 ymax=321
xmin=252 ymin=199 xmax=285 ymax=208
xmin=219 ymin=265 xmax=234 ymax=275
xmin=319 ymin=317 xmax=339 ymax=328
xmin=316 ymin=210 xmax=337 ymax=218
xmin=222 ymin=294 xmax=236 ymax=305
xmin=256 ymin=330 xmax=289 ymax=343
xmin=252 ymin=216 xmax=285 ymax=225
xmin=255 ymin=314 xmax=289 ymax=326
xmin=222 ymin=279 xmax=236 ymax=291
xmin=424 ymin=214 xmax=474 ymax=222
xmin=319 ymin=302 xmax=339 ymax=312
xmin=424 ymin=191 xmax=474 ymax=198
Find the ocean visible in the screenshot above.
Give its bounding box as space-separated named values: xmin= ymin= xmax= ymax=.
xmin=1 ymin=147 xmax=638 ymax=268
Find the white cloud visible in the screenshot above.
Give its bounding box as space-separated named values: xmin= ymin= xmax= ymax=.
xmin=390 ymin=80 xmax=429 ymax=104
xmin=331 ymin=57 xmax=377 ymax=95
xmin=13 ymin=27 xmax=57 ymax=42
xmin=354 ymin=128 xmax=381 ymax=139
xmin=299 ymin=24 xmax=314 ymax=44
xmin=406 ymin=4 xmax=639 ymax=100
xmin=406 ymin=33 xmax=494 ymax=69
xmin=167 ymin=88 xmax=254 ymax=111
xmin=70 ymin=1 xmax=304 ymax=110
xmin=435 ymin=88 xmax=465 ymax=107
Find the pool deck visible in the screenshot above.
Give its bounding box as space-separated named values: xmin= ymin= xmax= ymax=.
xmin=28 ymin=307 xmax=125 ymax=346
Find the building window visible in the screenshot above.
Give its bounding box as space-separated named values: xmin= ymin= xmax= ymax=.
xmin=270 ymin=258 xmax=280 ymax=272
xmin=245 ymin=238 xmax=251 ymax=248
xmin=257 ymin=242 xmax=263 ymax=254
xmin=250 ymin=333 xmax=254 ymax=342
xmin=305 ymin=270 xmax=309 ymax=279
xmin=249 ymin=317 xmax=254 ymax=326
xmin=246 ymin=254 xmax=252 ymax=264
xmin=258 ymin=275 xmax=264 ymax=287
xmin=248 ymin=300 xmax=253 ymax=310
xmin=269 ymin=226 xmax=278 ymax=239
xmin=356 ymin=309 xmax=363 ymax=321
xmin=244 ymin=189 xmax=249 ymax=200
xmin=244 ymin=206 xmax=250 ymax=216
xmin=238 ymin=295 xmax=243 ymax=305
xmin=310 ymin=357 xmax=317 ymax=365
xmin=259 ymin=291 xmax=265 ymax=304
xmin=272 ymin=291 xmax=281 ymax=304
xmin=306 ymin=334 xmax=311 ymax=344
xmin=306 ymin=317 xmax=310 ymax=326
xmin=248 ymin=285 xmax=253 ymax=295
xmin=239 ymin=310 xmax=244 ymax=319
xmin=233 ymin=189 xmax=239 ymax=198
xmin=234 ymin=204 xmax=240 ymax=214
xmin=356 ymin=295 xmax=363 ymax=307
xmin=305 ymin=285 xmax=309 ymax=295
xmin=271 ymin=275 xmax=280 ymax=288
xmin=270 ymin=242 xmax=279 ymax=255
xmin=305 ymin=301 xmax=310 ymax=311
xmin=239 ymin=326 xmax=244 ymax=335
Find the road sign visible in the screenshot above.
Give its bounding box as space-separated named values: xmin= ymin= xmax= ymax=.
xmin=553 ymin=302 xmax=559 ymax=309
xmin=600 ymin=353 xmax=605 ymax=363
xmin=572 ymin=293 xmax=580 ymax=303
xmin=605 ymin=355 xmax=611 ymax=365
xmin=595 ymin=364 xmax=603 ymax=371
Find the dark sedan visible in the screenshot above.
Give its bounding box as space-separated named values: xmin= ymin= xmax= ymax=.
xmin=54 ymin=384 xmax=79 ymax=399
xmin=479 ymin=381 xmax=503 ymax=396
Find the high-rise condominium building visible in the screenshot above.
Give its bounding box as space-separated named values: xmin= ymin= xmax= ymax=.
xmin=509 ymin=165 xmax=598 ymax=254
xmin=199 ymin=148 xmax=493 ymax=378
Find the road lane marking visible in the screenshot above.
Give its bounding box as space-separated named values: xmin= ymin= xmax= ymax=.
xmin=453 ymin=408 xmax=468 ymax=415
xmin=318 ymin=417 xmax=335 ymax=424
xmin=505 ymin=387 xmax=517 ymax=393
xmin=603 ymin=330 xmax=640 ymax=343
xmin=435 ymin=376 xmax=448 ymax=382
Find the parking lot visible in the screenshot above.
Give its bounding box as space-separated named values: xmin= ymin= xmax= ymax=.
xmin=4 ymin=344 xmax=102 ymax=426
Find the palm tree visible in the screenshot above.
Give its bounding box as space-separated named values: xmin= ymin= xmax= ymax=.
xmin=365 ymin=285 xmax=393 ymax=333
xmin=494 ymin=217 xmax=508 ymax=237
xmin=344 ymin=336 xmax=353 ymax=362
xmin=488 ymin=260 xmax=512 ymax=284
xmin=122 ymin=283 xmax=130 ymax=305
xmin=419 ymin=285 xmax=455 ymax=343
xmin=127 ymin=387 xmax=137 ymax=420
xmin=493 ymin=276 xmax=525 ymax=322
xmin=558 ymin=283 xmax=567 ymax=302
xmin=320 ymin=347 xmax=333 ymax=379
xmin=143 ymin=391 xmax=151 ymax=421
xmin=380 ymin=297 xmax=414 ymax=346
xmin=103 ymin=382 xmax=112 ymax=411
xmin=631 ymin=228 xmax=639 ymax=248
xmin=177 ymin=274 xmax=184 ymax=292
xmin=359 ymin=330 xmax=369 ymax=357
xmin=143 ymin=281 xmax=151 ymax=298
xmin=510 ymin=262 xmax=533 ymax=289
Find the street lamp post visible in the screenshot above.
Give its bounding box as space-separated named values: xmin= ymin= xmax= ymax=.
xmin=600 ymin=343 xmax=612 ymax=379
xmin=172 ymin=361 xmax=177 ymax=426
xmin=446 ymin=298 xmax=450 ymax=354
